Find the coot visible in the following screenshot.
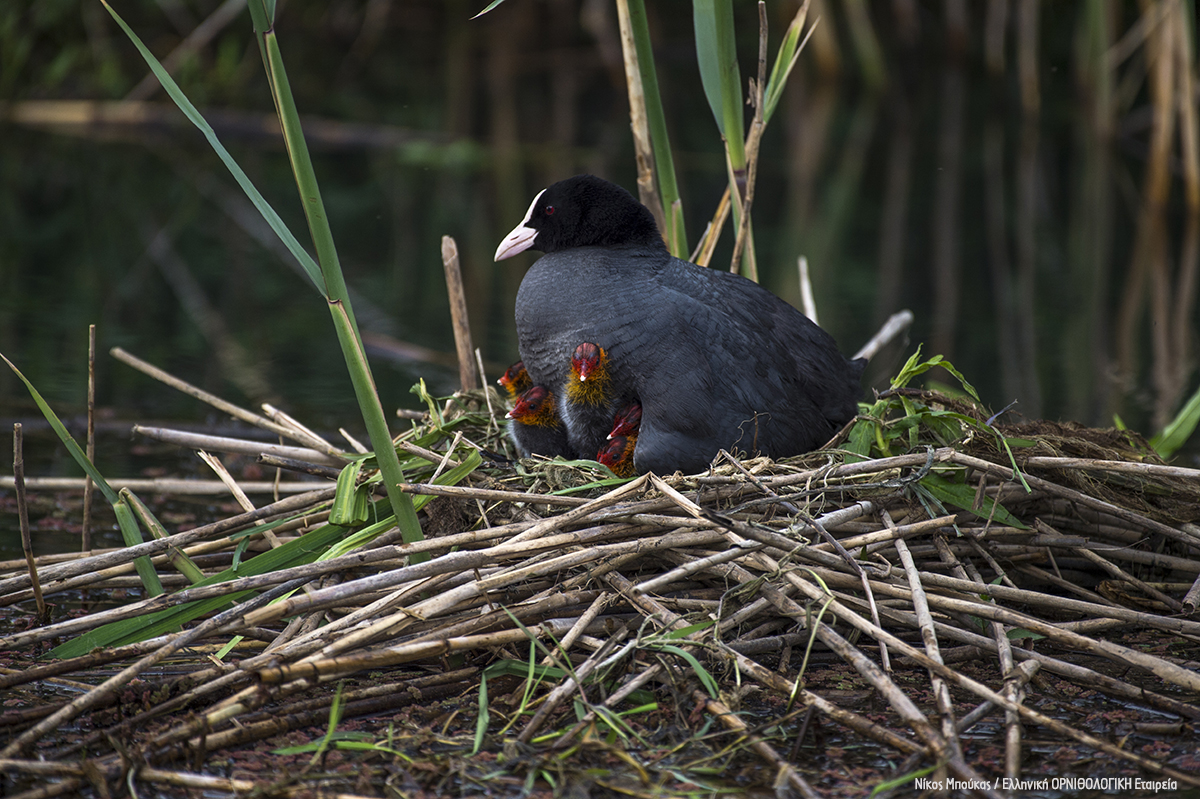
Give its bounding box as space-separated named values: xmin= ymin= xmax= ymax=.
xmin=498 ymin=361 xmax=531 ymax=402
xmin=496 ymin=174 xmax=864 ymax=474
xmin=560 ymin=343 xmax=624 ymax=461
xmin=597 ymin=434 xmax=638 ymax=477
xmin=607 ymin=401 xmax=642 ymax=441
xmin=506 ymin=385 xmax=575 ymax=459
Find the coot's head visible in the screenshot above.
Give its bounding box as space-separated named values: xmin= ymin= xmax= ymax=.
xmin=494 ymin=175 xmax=663 ymax=261
xmin=597 ymin=434 xmax=637 ymax=477
xmin=498 ymin=360 xmax=531 ymax=400
xmin=566 ymin=343 xmax=613 ymax=409
xmin=506 ymin=385 xmax=559 ymax=426
xmin=608 ymin=401 xmax=642 ymax=440
xmin=569 ymin=342 xmax=609 ymax=383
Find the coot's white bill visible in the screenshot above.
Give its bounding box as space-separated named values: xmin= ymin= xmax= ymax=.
xmin=494 ymin=188 xmax=546 ymax=261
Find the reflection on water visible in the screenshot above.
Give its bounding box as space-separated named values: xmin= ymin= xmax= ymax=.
xmin=0 ymin=1 xmax=1197 ymax=459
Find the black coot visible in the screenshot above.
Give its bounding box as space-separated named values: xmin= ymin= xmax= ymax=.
xmin=498 ymin=361 xmax=531 ymax=402
xmin=608 ymin=401 xmax=642 ymax=441
xmin=506 ymin=385 xmax=576 ymax=459
xmin=598 ymin=401 xmax=642 ymax=477
xmin=496 ymin=174 xmax=864 ymax=474
xmin=597 ymin=434 xmax=637 ymax=477
xmin=560 ymin=343 xmax=622 ymax=463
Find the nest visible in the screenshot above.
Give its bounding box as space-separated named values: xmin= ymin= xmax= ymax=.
xmin=2 ymin=385 xmax=1199 ymax=798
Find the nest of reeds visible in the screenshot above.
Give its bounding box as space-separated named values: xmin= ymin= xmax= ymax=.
xmin=2 ymin=376 xmax=1200 ymax=798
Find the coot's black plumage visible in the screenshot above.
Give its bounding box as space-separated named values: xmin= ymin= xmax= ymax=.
xmin=496 ymin=174 xmax=864 ymax=474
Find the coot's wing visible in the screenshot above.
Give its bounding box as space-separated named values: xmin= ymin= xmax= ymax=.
xmin=626 ymin=275 xmax=831 ymax=471
xmin=664 ymin=259 xmax=862 ymax=430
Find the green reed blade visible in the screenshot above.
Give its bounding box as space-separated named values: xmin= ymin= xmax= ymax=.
xmin=99 ymin=1 xmax=323 ymax=292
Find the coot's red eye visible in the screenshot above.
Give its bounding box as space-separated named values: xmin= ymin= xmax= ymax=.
xmin=545 ymin=205 xmax=555 ymax=215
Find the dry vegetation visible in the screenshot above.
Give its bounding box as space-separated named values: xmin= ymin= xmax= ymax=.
xmin=2 ymin=368 xmax=1200 ymax=798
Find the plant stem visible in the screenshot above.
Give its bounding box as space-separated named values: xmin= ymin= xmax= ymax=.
xmin=246 ymin=0 xmax=423 ymax=544
xmin=625 ymin=0 xmax=688 ymax=257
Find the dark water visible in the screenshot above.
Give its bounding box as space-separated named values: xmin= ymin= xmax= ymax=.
xmin=2 ymin=1 xmax=1198 ymax=549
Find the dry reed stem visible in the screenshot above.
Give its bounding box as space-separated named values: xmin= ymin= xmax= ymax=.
xmin=853 ymin=309 xmax=914 ymax=361
xmin=949 ymin=451 xmax=1200 ymax=552
xmin=1035 ymin=518 xmax=1184 ymax=611
xmin=613 ymin=0 xmax=665 ymax=233
xmin=516 ymin=622 xmax=632 ymax=743
xmin=694 ymin=689 xmax=820 ymax=799
xmin=797 ymin=255 xmax=818 ymax=322
xmin=506 ymin=473 xmax=649 ymax=544
xmin=553 ymin=659 xmax=667 ymax=748
xmin=396 ymin=480 xmax=587 ymax=507
xmin=183 ymin=679 xmax=470 ymax=755
xmin=195 ymin=450 xmax=282 ymax=548
xmin=540 ymin=591 xmax=612 ymax=666
xmin=633 ymin=540 xmax=763 ymax=595
xmin=256 ymin=619 xmax=585 ymax=685
xmin=145 ymin=663 xmax=475 ymax=757
xmin=261 ymin=403 xmax=340 ymax=455
xmin=0 ymin=482 xmax=338 ymax=595
xmin=798 ymin=689 xmax=924 ymax=755
xmin=441 ymin=235 xmax=479 ymax=393
xmin=962 ymin=660 xmax=1040 ymax=734
xmin=0 ymin=545 xmax=412 ymax=650
xmin=610 ymin=561 xmax=999 ymax=793
xmin=180 ymin=667 xmax=475 ymax=753
xmin=931 ymin=528 xmax=1025 ymax=779
xmin=1023 ymin=455 xmax=1200 ymax=479
xmin=816 ymin=565 xmax=1200 ymax=656
xmin=892 ymin=659 xmax=1042 ymax=784
xmin=1183 ymin=570 xmax=1200 ymax=613
xmin=893 ymin=536 xmax=962 ymax=779
xmin=110 ymin=347 xmax=326 ymax=451
xmin=133 ymin=424 xmax=346 ymax=467
xmin=844 ymin=593 xmax=1200 ymax=754
xmin=727 ymin=1 xmax=768 ymax=278
xmin=920 ymin=593 xmax=1200 ymax=692
xmin=288 ymin=571 xmax=471 ymax=656
xmin=691 ymin=185 xmax=730 ymax=267
xmin=0 ymin=760 xmax=88 ymax=778
xmin=0 ymin=577 xmax=310 ymax=757
xmin=722 ymin=555 xmax=994 ymax=791
xmin=132 ymin=769 xmax=257 ymax=794
xmin=0 ymin=475 xmax=321 ymax=494
xmin=82 ymin=325 xmax=97 ymax=553
xmin=779 ymin=570 xmax=1200 ymax=786
xmin=12 ymin=424 xmax=45 ymax=621
xmin=0 ymin=639 xmax=172 ymax=692
xmin=6 ymin=390 xmax=1200 ymax=793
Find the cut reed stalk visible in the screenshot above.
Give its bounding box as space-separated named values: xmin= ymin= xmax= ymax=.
xmin=82 ymin=325 xmax=97 ymax=553
xmin=133 ymin=425 xmax=346 ymax=467
xmin=441 ymin=235 xmax=478 ymax=393
xmin=12 ymin=424 xmax=46 ymax=620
